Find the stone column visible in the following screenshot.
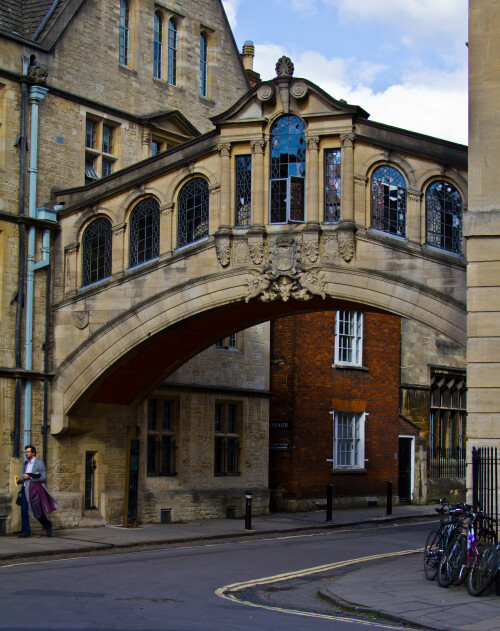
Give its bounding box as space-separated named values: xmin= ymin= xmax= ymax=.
xmin=112 ymin=222 xmax=126 ymax=275
xmin=218 ymin=142 xmax=232 ymax=229
xmin=407 ymin=190 xmax=422 ymax=243
xmin=64 ymin=242 xmax=80 ymax=295
xmin=340 ymin=132 xmax=355 ymax=222
xmin=306 ymin=136 xmax=320 ymax=224
xmin=142 ymin=128 xmax=151 ymax=160
xmin=160 ymin=202 xmax=174 ymax=254
xmin=250 ymin=140 xmax=266 ymax=226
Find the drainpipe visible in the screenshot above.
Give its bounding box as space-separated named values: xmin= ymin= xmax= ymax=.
xmin=23 ymin=85 xmax=48 ymax=448
xmin=13 ymin=58 xmax=29 ymax=458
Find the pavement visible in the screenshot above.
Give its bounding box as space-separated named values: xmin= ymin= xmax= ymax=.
xmin=1 ymin=504 xmax=500 ymax=630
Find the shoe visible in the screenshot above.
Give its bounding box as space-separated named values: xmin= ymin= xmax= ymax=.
xmin=17 ymin=532 xmax=30 ymax=538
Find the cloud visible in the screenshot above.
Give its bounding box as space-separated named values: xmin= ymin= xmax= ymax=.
xmin=253 ymin=44 xmax=467 ymax=144
xmin=222 ymin=0 xmax=241 ymax=29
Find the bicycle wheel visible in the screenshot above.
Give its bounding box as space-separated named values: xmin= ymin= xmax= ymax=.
xmin=423 ymin=529 xmax=441 ymax=581
xmin=437 ymin=534 xmax=466 ymax=588
xmin=467 ymin=543 xmax=498 ymax=597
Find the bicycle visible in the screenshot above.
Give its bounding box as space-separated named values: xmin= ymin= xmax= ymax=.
xmin=423 ymin=499 xmax=457 ymax=581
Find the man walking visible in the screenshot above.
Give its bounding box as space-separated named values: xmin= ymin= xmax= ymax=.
xmin=17 ymin=445 xmax=58 ymax=538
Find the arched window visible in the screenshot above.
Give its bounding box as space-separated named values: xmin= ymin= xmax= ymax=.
xmin=129 ymin=198 xmax=160 ymax=267
xmin=371 ymin=165 xmax=406 ymax=237
xmin=178 ymin=178 xmax=209 ymax=248
xmin=426 ymin=181 xmax=463 ymax=255
xmin=199 ymin=32 xmax=207 ymax=97
xmin=82 ymin=218 xmax=112 ymax=287
xmin=119 ymin=0 xmax=129 ymax=66
xmin=153 ymin=12 xmax=163 ymax=79
xmin=168 ymin=18 xmax=177 ymax=85
xmin=269 ymin=115 xmax=306 ymax=223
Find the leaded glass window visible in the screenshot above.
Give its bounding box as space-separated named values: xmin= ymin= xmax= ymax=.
xmin=168 ymin=19 xmax=177 ymax=85
xmin=214 ymin=403 xmax=240 ymax=476
xmin=235 ymin=155 xmax=251 ymax=226
xmin=147 ymin=399 xmax=177 ymax=476
xmin=371 ymin=165 xmax=406 ymax=237
xmin=324 ymin=149 xmax=341 ymax=223
xmin=177 ymin=178 xmax=209 ymax=248
xmin=119 ymin=0 xmax=129 ymax=66
xmin=199 ymin=32 xmax=207 ymax=97
xmin=129 ymin=198 xmax=160 ymax=267
xmin=269 ymin=115 xmax=306 ymax=223
xmin=153 ymin=12 xmax=163 ymax=79
xmin=82 ymin=218 xmax=112 ymax=287
xmin=426 ymin=181 xmax=463 ymax=255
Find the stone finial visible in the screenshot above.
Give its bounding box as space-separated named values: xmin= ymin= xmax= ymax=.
xmin=275 ymin=56 xmax=294 ymax=77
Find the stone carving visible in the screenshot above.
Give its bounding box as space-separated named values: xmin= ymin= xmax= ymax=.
xmin=306 ymin=136 xmax=320 ymax=151
xmin=340 ymin=132 xmax=355 ymax=148
xmin=234 ymin=240 xmax=248 ymax=265
xmin=290 ymin=80 xmax=308 ymax=99
xmin=215 ymin=232 xmax=231 ymax=267
xmin=250 ymin=139 xmax=265 ymax=154
xmin=73 ymin=311 xmax=89 ymax=330
xmin=269 ymin=234 xmax=301 ymax=274
xmin=248 ymin=232 xmax=265 ymax=265
xmin=302 ymin=232 xmax=319 ymax=263
xmin=275 ymin=56 xmax=294 ymax=77
xmin=256 ymin=84 xmax=275 ymax=102
xmin=217 ymin=142 xmax=231 ymax=157
xmin=245 ymin=266 xmax=325 ymax=302
xmin=28 ymin=61 xmax=48 ymax=85
xmin=321 ymin=229 xmax=355 ymax=263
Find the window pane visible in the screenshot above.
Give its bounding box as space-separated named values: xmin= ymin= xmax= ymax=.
xmin=168 ymin=19 xmax=177 ymax=85
xmin=177 ymin=178 xmax=209 ymax=247
xmin=119 ymin=0 xmax=129 ymax=65
xmin=129 ymin=198 xmax=160 ymax=267
xmin=199 ymin=33 xmax=207 ymax=96
xmin=154 ymin=12 xmax=162 ymax=79
xmin=371 ymin=165 xmax=406 ymax=237
xmin=235 ymin=155 xmax=251 ymax=226
xmin=102 ymin=125 xmax=113 ymax=154
xmin=102 ymin=159 xmax=114 ymax=177
xmin=82 ymin=218 xmax=112 ymax=286
xmin=86 ymin=119 xmax=96 ymax=149
xmin=324 ymin=149 xmax=341 ymax=223
xmin=426 ymin=181 xmax=462 ymax=254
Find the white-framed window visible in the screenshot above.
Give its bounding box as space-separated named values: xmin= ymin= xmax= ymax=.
xmin=334 ymin=310 xmax=363 ymax=366
xmin=84 ymin=116 xmax=119 ymax=183
xmin=329 ymin=410 xmax=366 ymax=469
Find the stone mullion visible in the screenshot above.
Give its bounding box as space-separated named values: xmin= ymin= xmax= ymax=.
xmin=218 ymin=142 xmax=232 ymax=229
xmin=64 ymin=242 xmax=80 ymax=295
xmin=407 ymin=190 xmax=422 ymax=243
xmin=250 ymin=140 xmax=265 ymax=227
xmin=306 ymin=136 xmax=320 ymax=224
xmin=112 ymin=222 xmax=126 ymax=275
xmin=160 ymin=202 xmax=174 ymax=254
xmin=340 ymin=133 xmax=354 ymax=222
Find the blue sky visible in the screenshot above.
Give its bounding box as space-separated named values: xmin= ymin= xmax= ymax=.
xmin=222 ymin=0 xmax=468 ymax=144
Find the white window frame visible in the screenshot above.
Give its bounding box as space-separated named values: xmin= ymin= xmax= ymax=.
xmin=334 ymin=310 xmax=363 ymax=366
xmin=328 ymin=410 xmax=366 ymax=470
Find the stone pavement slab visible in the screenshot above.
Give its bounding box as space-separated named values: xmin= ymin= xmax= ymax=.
xmin=321 ymin=552 xmax=500 ymax=631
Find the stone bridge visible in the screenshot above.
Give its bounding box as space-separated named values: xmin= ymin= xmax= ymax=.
xmin=51 ymin=68 xmax=467 ymax=433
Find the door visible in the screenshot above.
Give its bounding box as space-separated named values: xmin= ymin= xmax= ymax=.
xmin=398 ymin=437 xmax=413 ymax=504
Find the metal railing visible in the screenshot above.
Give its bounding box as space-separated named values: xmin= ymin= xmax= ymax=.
xmin=472 ymin=446 xmax=499 ymax=529
xmin=427 ymin=446 xmax=466 ymax=478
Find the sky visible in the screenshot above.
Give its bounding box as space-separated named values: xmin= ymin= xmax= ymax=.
xmin=222 ymin=0 xmax=468 ymax=145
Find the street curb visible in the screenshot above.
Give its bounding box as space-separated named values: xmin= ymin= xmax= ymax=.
xmin=317 ymin=551 xmax=449 ymax=631
xmin=0 ymin=512 xmax=435 ymax=563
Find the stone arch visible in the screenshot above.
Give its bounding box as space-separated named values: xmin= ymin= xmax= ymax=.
xmin=50 ymin=264 xmax=466 ymax=434
xmin=361 ymin=151 xmax=417 ymax=189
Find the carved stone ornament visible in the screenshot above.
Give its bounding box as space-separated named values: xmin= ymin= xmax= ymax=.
xmin=245 ymin=266 xmax=326 ymax=303
xmin=290 ymin=80 xmax=308 ymax=100
xmin=275 ymin=56 xmax=294 ymax=77
xmin=257 ymin=84 xmax=275 ymax=102
xmin=73 ymin=311 xmax=89 ymax=330
xmin=337 ymin=228 xmax=355 ymax=262
xmin=234 ymin=240 xmax=249 ymax=265
xmin=302 ymin=231 xmax=319 ymax=263
xmin=247 ymin=231 xmax=265 ymax=265
xmin=269 ymin=235 xmax=301 ymax=274
xmin=321 ymin=229 xmax=355 ymax=263
xmin=215 ymin=232 xmax=231 ymax=267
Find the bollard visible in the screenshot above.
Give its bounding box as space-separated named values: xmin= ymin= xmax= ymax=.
xmin=245 ymin=490 xmax=252 ymax=530
xmin=326 ymin=484 xmax=333 ymax=522
xmin=386 ymin=481 xmax=393 ymax=516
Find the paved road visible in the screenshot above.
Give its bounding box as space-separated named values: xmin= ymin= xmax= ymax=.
xmin=0 ymin=520 xmax=428 ymax=631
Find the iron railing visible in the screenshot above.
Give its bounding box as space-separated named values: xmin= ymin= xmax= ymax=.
xmin=427 ymin=446 xmax=466 ymax=478
xmin=472 ymin=446 xmax=499 ymax=529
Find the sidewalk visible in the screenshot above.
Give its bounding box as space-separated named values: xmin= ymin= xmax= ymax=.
xmin=0 ymin=504 xmax=433 ymax=562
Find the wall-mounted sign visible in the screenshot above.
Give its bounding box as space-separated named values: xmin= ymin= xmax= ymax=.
xmin=270 ymin=442 xmax=292 ymax=451
xmin=270 ymin=421 xmax=291 ymax=430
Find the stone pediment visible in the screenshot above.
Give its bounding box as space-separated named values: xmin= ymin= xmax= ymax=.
xmin=211 ymin=57 xmax=370 ymax=126
xmin=141 ymin=110 xmax=200 ymax=139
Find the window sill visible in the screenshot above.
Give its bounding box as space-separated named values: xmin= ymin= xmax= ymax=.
xmin=331 ymin=468 xmax=367 ymax=474
xmin=368 ymin=227 xmax=408 ymax=243
xmin=199 ymin=95 xmax=215 ymax=106
xmin=118 ymin=64 xmax=137 ymax=76
xmin=332 ymin=363 xmax=368 ymax=372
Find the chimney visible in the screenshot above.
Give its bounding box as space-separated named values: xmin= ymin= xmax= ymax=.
xmin=240 ymin=40 xmax=261 ymax=87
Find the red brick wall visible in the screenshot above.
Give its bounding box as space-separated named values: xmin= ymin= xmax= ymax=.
xmin=269 ymin=309 xmax=401 ymax=502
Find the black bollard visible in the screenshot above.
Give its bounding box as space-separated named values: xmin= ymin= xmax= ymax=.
xmin=245 ymin=490 xmax=252 ymax=530
xmin=326 ymin=484 xmax=333 ymax=522
xmin=386 ymin=481 xmax=393 ymax=516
